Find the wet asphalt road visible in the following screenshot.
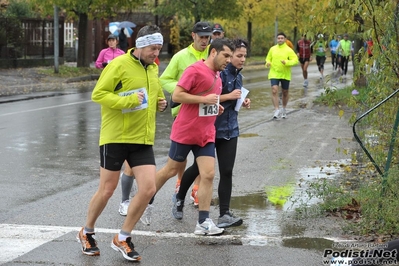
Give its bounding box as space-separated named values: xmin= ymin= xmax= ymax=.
xmin=0 ymin=62 xmax=358 ymax=265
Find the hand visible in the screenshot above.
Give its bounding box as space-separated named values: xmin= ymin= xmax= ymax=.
xmin=203 ymin=93 xmax=219 ymax=105
xmin=242 ymin=98 xmax=251 ymax=109
xmin=281 ymin=60 xmax=286 ymax=65
xmin=102 ymin=62 xmax=108 ymax=68
xmin=230 ymin=89 xmax=241 ymax=100
xmin=266 ymin=62 xmax=271 ymax=68
xmin=136 ymin=91 xmax=144 ymax=104
xmin=218 ymin=104 xmax=224 ymax=116
xmin=158 ymin=98 xmax=167 ymax=112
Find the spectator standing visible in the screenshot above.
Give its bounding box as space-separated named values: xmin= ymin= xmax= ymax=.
xmin=119 ymin=28 xmax=128 ymax=52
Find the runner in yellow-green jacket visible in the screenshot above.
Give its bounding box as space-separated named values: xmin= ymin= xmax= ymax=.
xmin=92 ymin=48 xmax=166 ymax=145
xmin=336 ymin=33 xmax=351 ymax=78
xmin=265 ymin=32 xmax=298 ymax=119
xmin=160 ymin=22 xmax=212 ymax=118
xmin=78 ymin=25 xmax=167 ymax=262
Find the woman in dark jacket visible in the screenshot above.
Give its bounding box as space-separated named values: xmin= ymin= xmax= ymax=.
xmin=172 ymin=38 xmax=251 ymax=228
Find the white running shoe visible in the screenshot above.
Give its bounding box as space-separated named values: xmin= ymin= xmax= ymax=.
xmin=140 ymin=204 xmax=153 ymax=226
xmin=281 ymin=108 xmax=287 ymax=119
xmin=194 ymin=218 xmax=224 ymax=236
xmin=303 ymin=79 xmax=308 ymax=87
xmin=273 ymin=109 xmax=280 ymax=119
xmin=119 ymin=200 xmax=130 ymax=216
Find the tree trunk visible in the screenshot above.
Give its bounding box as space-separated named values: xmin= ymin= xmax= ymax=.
xmin=354 ymin=13 xmax=366 ymax=87
xmin=247 ymin=21 xmax=252 ymax=58
xmin=77 ymin=13 xmax=90 ymax=67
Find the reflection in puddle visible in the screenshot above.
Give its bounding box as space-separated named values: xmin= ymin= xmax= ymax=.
xmin=239 ymin=133 xmax=259 ymax=138
xmin=282 ymin=237 xmax=334 ymax=251
xmin=223 ymin=160 xmax=350 ymax=248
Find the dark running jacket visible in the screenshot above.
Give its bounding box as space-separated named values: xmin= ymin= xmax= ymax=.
xmin=215 ymin=63 xmax=243 ymax=140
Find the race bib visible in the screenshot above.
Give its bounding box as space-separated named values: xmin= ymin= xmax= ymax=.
xmin=119 ymin=87 xmax=148 ymax=113
xmin=199 ymin=103 xmax=218 ymax=116
xmin=199 ymin=97 xmax=219 ymax=117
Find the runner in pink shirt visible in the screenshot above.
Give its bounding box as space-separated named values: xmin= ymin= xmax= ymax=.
xmin=155 ymin=38 xmax=235 ymax=236
xmin=170 ymin=61 xmax=221 ymax=147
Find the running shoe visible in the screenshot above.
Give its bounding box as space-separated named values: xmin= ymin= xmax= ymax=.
xmin=140 ymin=204 xmax=153 ymax=226
xmin=190 ymin=189 xmax=199 ymax=206
xmin=303 ymin=79 xmax=308 ymax=87
xmin=194 ymin=218 xmax=224 ymax=236
xmin=273 ymin=109 xmax=280 ymax=119
xmin=217 ymin=212 xmax=243 ymax=228
xmin=118 ymin=199 xmax=130 ymax=216
xmin=76 ymin=227 xmax=100 ymax=256
xmin=281 ymin=108 xmax=287 ymax=119
xmin=111 ymin=235 xmax=141 ymax=261
xmin=172 ymin=193 xmax=184 ymax=220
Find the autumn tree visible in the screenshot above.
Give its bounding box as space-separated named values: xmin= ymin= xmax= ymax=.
xmin=154 ymin=0 xmax=241 ymax=23
xmin=237 ymin=0 xmax=269 ymax=57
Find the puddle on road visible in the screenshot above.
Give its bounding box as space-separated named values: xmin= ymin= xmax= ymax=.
xmin=239 ymin=133 xmax=259 ymax=138
xmin=223 ymin=159 xmax=350 ymax=249
xmin=282 ymin=237 xmax=334 ymax=252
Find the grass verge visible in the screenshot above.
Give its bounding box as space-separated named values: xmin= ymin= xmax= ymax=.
xmin=295 ymin=85 xmax=399 ymax=241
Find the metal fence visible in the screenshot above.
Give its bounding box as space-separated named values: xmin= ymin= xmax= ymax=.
xmin=353 ymin=88 xmax=399 ymax=189
xmin=0 ymin=17 xmax=64 ymax=62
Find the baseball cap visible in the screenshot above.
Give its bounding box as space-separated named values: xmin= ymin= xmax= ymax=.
xmin=192 ymin=22 xmax=212 ymax=36
xmin=212 ymin=23 xmax=224 ymax=33
xmin=343 ymin=33 xmax=349 ymax=37
xmin=107 ymin=34 xmax=117 ymax=40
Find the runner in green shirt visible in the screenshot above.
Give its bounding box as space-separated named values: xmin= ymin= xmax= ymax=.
xmin=315 ymin=34 xmax=328 ymax=80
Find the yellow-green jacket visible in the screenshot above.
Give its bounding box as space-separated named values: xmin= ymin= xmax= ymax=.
xmin=160 ymin=43 xmax=209 ymax=117
xmin=337 ymin=39 xmax=352 ymax=57
xmin=265 ymin=43 xmax=299 ymax=80
xmin=92 ymin=48 xmax=165 ymax=146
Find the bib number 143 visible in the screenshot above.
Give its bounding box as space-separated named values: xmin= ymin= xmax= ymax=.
xmin=199 ymin=103 xmax=219 ymax=117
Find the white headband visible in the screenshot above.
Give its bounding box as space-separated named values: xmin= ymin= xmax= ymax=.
xmin=136 ymin=33 xmax=163 ymax=48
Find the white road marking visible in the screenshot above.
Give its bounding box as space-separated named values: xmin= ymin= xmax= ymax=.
xmin=0 ymin=100 xmax=92 ymax=117
xmin=0 ymin=223 xmax=303 ymax=264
